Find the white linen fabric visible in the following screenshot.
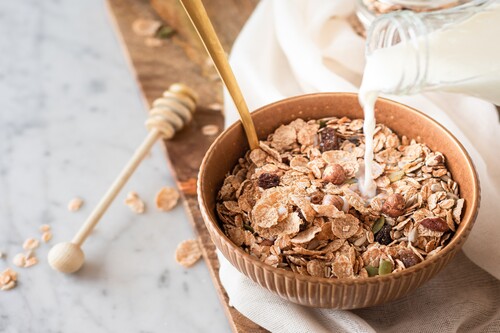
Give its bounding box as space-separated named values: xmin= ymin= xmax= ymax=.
xmin=220 ymin=0 xmax=500 ymax=332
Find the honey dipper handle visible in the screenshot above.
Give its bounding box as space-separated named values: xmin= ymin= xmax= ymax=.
xmin=72 ymin=129 xmax=161 ymax=246
xmin=179 ymin=0 xmax=259 ymax=150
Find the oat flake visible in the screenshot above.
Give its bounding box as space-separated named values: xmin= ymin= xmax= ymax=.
xmin=125 ymin=191 xmax=146 ymax=214
xmin=68 ymin=198 xmax=84 ymax=212
xmin=175 ymin=239 xmax=202 ymax=268
xmin=155 ymin=187 xmax=180 ymax=212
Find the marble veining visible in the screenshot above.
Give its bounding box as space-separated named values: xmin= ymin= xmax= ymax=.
xmin=0 ymin=0 xmax=229 ymax=332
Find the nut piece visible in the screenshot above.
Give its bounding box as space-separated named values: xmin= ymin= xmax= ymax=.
xmin=155 ymin=187 xmax=180 ymax=212
xmin=399 ymin=249 xmax=421 ymax=268
xmin=420 ymin=217 xmax=449 ymax=232
xmin=175 ymin=239 xmax=202 ymax=268
xmin=323 ymin=164 xmax=346 ymax=185
xmin=382 ymin=193 xmax=405 ymax=217
xmin=68 ymin=198 xmax=84 ymax=212
xmin=124 ymin=191 xmax=145 ymax=214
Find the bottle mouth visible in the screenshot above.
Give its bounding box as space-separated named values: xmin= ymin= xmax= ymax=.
xmin=355 ymin=0 xmax=476 ymax=29
xmin=386 ymin=0 xmax=474 ymax=11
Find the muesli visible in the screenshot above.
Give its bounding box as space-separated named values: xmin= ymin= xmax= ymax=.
xmin=216 ymin=117 xmax=464 ymax=278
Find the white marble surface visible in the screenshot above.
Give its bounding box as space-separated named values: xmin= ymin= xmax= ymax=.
xmin=0 ymin=1 xmax=230 ymax=332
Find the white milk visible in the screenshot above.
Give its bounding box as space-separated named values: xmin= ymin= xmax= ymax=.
xmin=358 ymin=3 xmax=500 ymax=197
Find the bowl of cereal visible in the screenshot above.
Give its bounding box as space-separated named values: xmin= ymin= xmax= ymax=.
xmin=198 ymin=93 xmax=479 ymax=308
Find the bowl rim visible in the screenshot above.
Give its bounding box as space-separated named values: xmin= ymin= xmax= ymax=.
xmin=198 ymin=92 xmax=480 ymax=286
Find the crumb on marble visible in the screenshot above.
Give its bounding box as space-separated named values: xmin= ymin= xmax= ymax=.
xmin=0 ymin=268 xmax=17 ymax=291
xmin=68 ymin=197 xmax=84 ymax=212
xmin=41 ymin=231 xmax=52 ymax=243
xmin=155 ymin=187 xmax=179 ymax=212
xmin=175 ymin=239 xmax=202 ymax=268
xmin=23 ymin=238 xmax=39 ymax=251
xmin=125 ymin=191 xmax=146 ymax=214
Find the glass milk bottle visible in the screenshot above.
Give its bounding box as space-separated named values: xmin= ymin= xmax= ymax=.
xmin=359 ymin=0 xmax=500 ymax=106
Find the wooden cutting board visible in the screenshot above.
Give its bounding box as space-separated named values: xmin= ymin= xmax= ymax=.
xmin=105 ymin=0 xmax=268 ymax=332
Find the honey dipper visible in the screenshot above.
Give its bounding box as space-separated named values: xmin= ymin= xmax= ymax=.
xmin=48 ymin=83 xmax=197 ymax=273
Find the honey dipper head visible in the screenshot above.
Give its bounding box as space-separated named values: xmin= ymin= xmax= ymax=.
xmin=48 ymin=242 xmax=85 ymax=273
xmin=168 ymin=83 xmax=198 ymax=104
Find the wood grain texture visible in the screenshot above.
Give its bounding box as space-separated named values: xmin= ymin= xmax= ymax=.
xmin=105 ymin=0 xmax=267 ymax=332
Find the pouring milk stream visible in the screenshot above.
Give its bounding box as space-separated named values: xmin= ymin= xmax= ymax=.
xmin=358 ymin=1 xmax=500 ymax=197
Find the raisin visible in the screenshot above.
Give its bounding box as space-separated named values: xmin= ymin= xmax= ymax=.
xmin=258 ymin=173 xmax=280 ymax=189
xmin=319 ymin=127 xmax=340 ymax=152
xmin=295 ymin=209 xmax=307 ymax=231
xmin=260 ymin=239 xmax=274 ymax=246
xmin=420 ymin=217 xmax=449 ymax=232
xmin=347 ymin=135 xmax=361 ymax=145
xmin=375 ymin=224 xmax=392 ymax=245
xmin=399 ymin=251 xmax=420 ymax=268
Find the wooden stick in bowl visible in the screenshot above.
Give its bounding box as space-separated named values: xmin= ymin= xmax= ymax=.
xmin=178 ymin=0 xmax=259 ymax=150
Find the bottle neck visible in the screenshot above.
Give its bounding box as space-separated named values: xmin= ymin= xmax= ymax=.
xmin=365 ymin=11 xmax=429 ymax=95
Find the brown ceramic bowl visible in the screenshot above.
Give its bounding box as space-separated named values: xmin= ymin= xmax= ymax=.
xmin=198 ymin=93 xmax=479 ymax=309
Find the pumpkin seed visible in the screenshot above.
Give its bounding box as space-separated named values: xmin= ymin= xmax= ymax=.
xmin=378 ymin=259 xmax=393 ymax=275
xmin=365 ymin=265 xmax=378 ymax=277
xmin=372 ymin=216 xmax=385 ymax=234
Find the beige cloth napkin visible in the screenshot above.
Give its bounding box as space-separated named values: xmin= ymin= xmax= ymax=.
xmin=220 ymin=0 xmax=500 ymax=332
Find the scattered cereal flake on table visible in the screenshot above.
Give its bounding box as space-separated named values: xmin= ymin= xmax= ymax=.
xmin=201 ymin=124 xmax=219 ymax=136
xmin=0 ymin=251 xmax=5 ymax=259
xmin=155 ymin=187 xmax=180 ymax=212
xmin=175 ymin=239 xmax=202 ymax=268
xmin=24 ymin=256 xmax=38 ymax=268
xmin=132 ymin=19 xmax=162 ymax=37
xmin=1 ymin=280 xmax=16 ymax=291
xmin=68 ymin=197 xmax=84 ymax=212
xmin=0 ymin=268 xmax=17 ymax=291
xmin=39 ymin=224 xmax=51 ymax=232
xmin=13 ymin=253 xmax=26 ymax=267
xmin=41 ymin=231 xmax=53 ymax=243
xmin=0 ymin=268 xmax=17 ymax=282
xmin=125 ymin=191 xmax=146 ymax=214
xmin=22 ymin=238 xmax=39 ymax=251
xmin=208 ymin=103 xmax=222 ymax=111
xmin=144 ymin=37 xmax=162 ymax=47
